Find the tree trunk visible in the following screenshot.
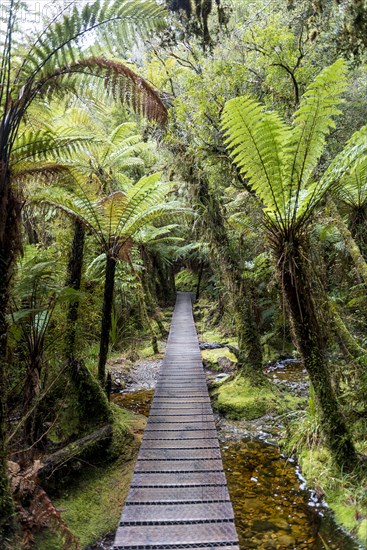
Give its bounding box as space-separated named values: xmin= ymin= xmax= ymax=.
xmin=22 ymin=353 xmax=43 ymax=446
xmin=275 ymin=235 xmax=358 ymax=467
xmin=64 ymin=223 xmax=111 ymax=423
xmin=349 ymin=204 xmax=367 ymax=261
xmin=196 ymin=261 xmax=204 ymax=300
xmin=140 ymin=249 xmax=168 ymax=338
xmin=98 ymin=255 xmax=116 ymax=387
xmin=139 ymin=290 xmax=159 ymax=354
xmin=65 ymin=220 xmax=85 ymax=357
xmin=0 ymin=165 xmax=19 ymax=537
xmin=38 ymin=424 xmax=113 ymax=481
xmin=329 ymin=299 xmax=367 ymax=366
xmin=153 ymin=252 xmax=176 ymax=306
xmin=327 ymin=199 xmax=367 ymax=286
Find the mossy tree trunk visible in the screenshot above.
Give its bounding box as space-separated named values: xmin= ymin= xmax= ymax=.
xmin=327 ymin=199 xmax=367 ymax=286
xmin=189 ymin=168 xmax=264 ymax=381
xmin=152 ymin=251 xmax=176 ymax=306
xmin=98 ymin=254 xmax=116 ymax=388
xmin=349 ymin=204 xmax=367 ymax=261
xmin=0 ymin=166 xmax=18 ymax=538
xmin=329 ymin=299 xmax=367 ymax=366
xmin=196 ymin=261 xmax=204 ymax=300
xmin=65 ymin=221 xmax=111 ymax=424
xmin=65 ymin=220 xmax=85 ymax=358
xmin=140 ymin=247 xmax=168 ymax=338
xmin=274 ymin=234 xmax=358 ymax=467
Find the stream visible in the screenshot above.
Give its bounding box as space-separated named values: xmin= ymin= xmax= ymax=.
xmin=98 ymin=358 xmax=362 ymax=550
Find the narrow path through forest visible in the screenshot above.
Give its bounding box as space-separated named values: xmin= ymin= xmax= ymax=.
xmin=112 ymin=292 xmax=240 ymax=549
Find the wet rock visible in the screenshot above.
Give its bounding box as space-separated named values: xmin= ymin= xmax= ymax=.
xmin=217 ymin=356 xmax=235 ymax=371
xmin=199 ymin=342 xmax=227 ymax=350
xmin=111 ymin=377 xmax=126 ymax=393
xmin=276 ymin=534 xmax=296 ymax=547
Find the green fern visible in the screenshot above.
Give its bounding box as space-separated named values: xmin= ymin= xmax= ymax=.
xmin=29 ymin=174 xmax=185 ymax=258
xmin=222 ymin=60 xmax=348 ymax=233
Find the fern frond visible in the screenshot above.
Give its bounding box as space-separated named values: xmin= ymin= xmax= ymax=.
xmin=338 ymin=159 xmax=367 ymax=208
xmin=281 ymin=59 xmax=347 ymax=224
xmin=11 ymin=130 xmax=102 ymax=165
xmin=34 ymin=57 xmax=168 ymax=124
xmin=222 ymin=96 xmax=290 ymax=226
xmin=17 ymin=0 xmax=165 ymax=86
xmin=320 ymin=124 xmax=367 ymax=201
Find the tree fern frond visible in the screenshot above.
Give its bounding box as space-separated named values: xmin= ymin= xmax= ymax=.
xmin=222 ymin=96 xmax=290 ymax=225
xmin=34 ymin=57 xmax=168 ymax=124
xmin=281 ymin=59 xmax=347 ymax=224
xmin=338 ymin=159 xmax=367 ymax=208
xmin=18 ymin=0 xmax=165 ymax=87
xmin=12 ymin=163 xmax=72 ymax=187
xmin=319 ymin=124 xmax=367 ymax=202
xmin=11 ymin=130 xmax=102 ymax=165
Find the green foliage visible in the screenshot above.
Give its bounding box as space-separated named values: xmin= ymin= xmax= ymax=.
xmin=31 ymin=173 xmax=183 ymax=257
xmin=222 ymin=60 xmax=348 ymax=231
xmin=175 ymin=268 xmax=197 ymax=292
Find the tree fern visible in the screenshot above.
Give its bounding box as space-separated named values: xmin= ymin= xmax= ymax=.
xmin=29 ymin=174 xmax=182 ymax=256
xmin=222 ymin=60 xmax=348 ymax=233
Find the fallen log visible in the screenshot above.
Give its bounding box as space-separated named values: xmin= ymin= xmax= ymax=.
xmin=39 ymin=424 xmax=113 ymax=480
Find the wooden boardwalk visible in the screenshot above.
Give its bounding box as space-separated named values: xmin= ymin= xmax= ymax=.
xmin=113 ymin=292 xmax=239 ymax=550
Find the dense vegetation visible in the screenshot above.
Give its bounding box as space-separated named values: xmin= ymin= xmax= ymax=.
xmin=0 ymin=0 xmax=367 ymax=547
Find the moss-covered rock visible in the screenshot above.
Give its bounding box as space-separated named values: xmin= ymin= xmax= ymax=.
xmin=213 ymin=375 xmax=277 ymax=419
xmin=201 ymin=347 xmax=237 ymax=372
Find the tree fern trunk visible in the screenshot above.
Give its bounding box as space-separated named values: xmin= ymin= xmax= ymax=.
xmin=329 ymin=299 xmax=367 ymax=366
xmin=98 ymin=255 xmax=116 ymax=388
xmin=65 ymin=220 xmax=85 ymax=358
xmin=140 ymin=248 xmax=168 ymax=338
xmin=153 ymin=252 xmax=176 ymax=306
xmin=275 ymin=235 xmax=358 ymax=467
xmin=0 ymin=167 xmax=18 ymax=538
xmin=65 ymin=223 xmax=111 ymax=424
xmin=349 ymin=205 xmax=367 ymax=262
xmin=196 ymin=261 xmax=204 ymax=300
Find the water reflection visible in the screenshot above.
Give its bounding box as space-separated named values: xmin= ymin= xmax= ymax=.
xmin=111 ymin=389 xmax=154 ymax=417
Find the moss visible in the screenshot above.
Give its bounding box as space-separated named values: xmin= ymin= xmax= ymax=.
xmin=213 ymin=375 xmax=277 ymax=419
xmin=294 ymin=446 xmax=367 ymax=547
xmin=33 ymin=410 xmax=142 ymax=550
xmin=278 ymin=392 xmax=307 ymax=412
xmin=34 ymin=456 xmax=134 ymax=549
xmin=357 ymin=519 xmax=367 ymax=545
xmin=201 ymin=348 xmax=237 ymax=371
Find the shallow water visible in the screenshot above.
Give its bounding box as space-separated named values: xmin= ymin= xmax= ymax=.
xmin=222 ymin=439 xmax=360 ymax=549
xmin=111 ymin=389 xmax=154 ymax=417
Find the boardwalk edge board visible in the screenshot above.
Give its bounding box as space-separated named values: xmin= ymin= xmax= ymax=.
xmin=112 ymin=292 xmax=240 ymax=550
